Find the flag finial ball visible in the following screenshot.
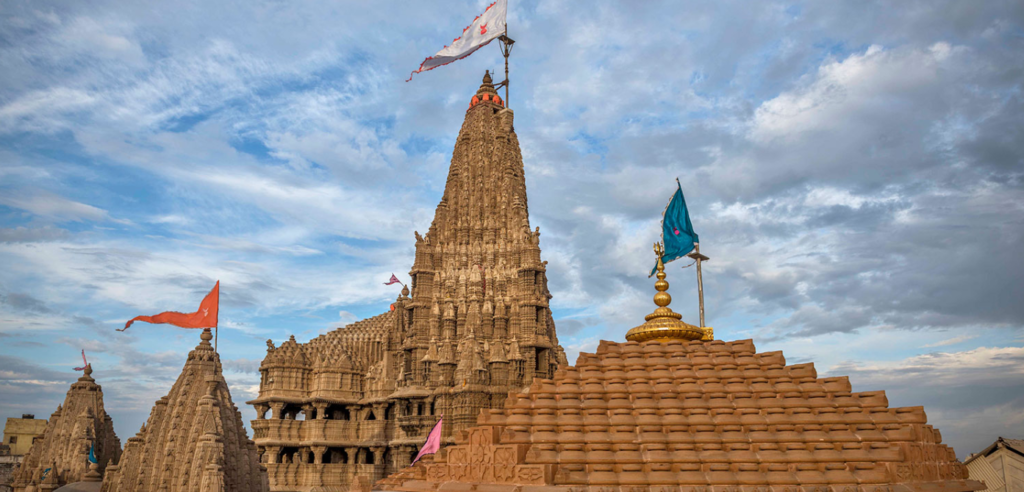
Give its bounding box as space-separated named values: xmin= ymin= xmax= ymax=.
xmin=200 ymin=328 xmax=213 ymax=342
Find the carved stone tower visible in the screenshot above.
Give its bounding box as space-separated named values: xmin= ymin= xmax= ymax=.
xmin=102 ymin=329 xmax=268 ymax=492
xmin=247 ymin=72 xmax=566 ymax=491
xmin=11 ymin=365 xmax=121 ymax=491
xmin=406 ymin=70 xmax=568 ymax=432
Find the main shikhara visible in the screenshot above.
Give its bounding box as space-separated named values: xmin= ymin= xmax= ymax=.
xmin=247 ymin=71 xmax=567 ymax=490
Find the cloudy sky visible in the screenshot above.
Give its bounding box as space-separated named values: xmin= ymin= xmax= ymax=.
xmin=1 ymin=0 xmax=1021 ymax=459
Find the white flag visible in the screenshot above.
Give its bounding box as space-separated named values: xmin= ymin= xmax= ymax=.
xmin=407 ymin=0 xmax=507 ymax=81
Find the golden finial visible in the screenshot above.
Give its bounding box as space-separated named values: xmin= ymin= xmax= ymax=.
xmin=476 ymin=70 xmax=498 ymax=97
xmin=625 ymin=243 xmax=704 ymax=343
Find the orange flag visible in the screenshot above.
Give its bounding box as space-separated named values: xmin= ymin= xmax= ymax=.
xmin=120 ymin=281 xmax=219 ymax=332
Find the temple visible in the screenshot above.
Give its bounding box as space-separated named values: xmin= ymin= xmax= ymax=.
xmin=376 ymin=256 xmax=984 ymax=492
xmin=247 ymin=71 xmax=568 ymax=490
xmin=10 ymin=365 xmax=121 ymax=492
xmin=101 ymin=328 xmax=268 ymax=492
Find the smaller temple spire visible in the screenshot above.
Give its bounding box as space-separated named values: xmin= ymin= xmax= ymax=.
xmin=625 ymin=242 xmax=704 ymax=343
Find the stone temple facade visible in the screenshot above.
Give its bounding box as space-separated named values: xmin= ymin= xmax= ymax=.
xmin=375 ymin=266 xmax=984 ymax=492
xmin=101 ymin=329 xmax=268 ymax=492
xmin=247 ymin=71 xmax=568 ymax=490
xmin=11 ymin=365 xmax=121 ymax=492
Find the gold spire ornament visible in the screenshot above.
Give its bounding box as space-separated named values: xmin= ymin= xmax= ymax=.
xmin=625 ymin=243 xmax=706 ymax=343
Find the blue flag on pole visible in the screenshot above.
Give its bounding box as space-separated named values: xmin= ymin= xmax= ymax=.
xmin=88 ymin=442 xmax=97 ymax=464
xmin=650 ymin=180 xmax=699 ymax=277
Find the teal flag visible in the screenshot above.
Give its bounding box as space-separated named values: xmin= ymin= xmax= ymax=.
xmin=650 ymin=181 xmax=699 ymax=276
xmin=88 ymin=442 xmax=97 ymax=464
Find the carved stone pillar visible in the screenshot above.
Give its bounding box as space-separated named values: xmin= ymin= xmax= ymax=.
xmin=314 ymin=402 xmax=328 ymax=420
xmin=269 ymin=402 xmax=285 ymax=420
xmin=371 ymin=445 xmax=387 ymax=481
xmin=347 ymin=405 xmax=362 ymax=421
xmin=392 ymin=445 xmax=408 ymax=468
xmin=371 ymin=446 xmax=385 ymax=465
xmin=255 ymin=403 xmax=270 ymax=420
xmin=372 ymin=403 xmax=388 ymax=421
xmin=345 ymin=447 xmax=359 ymax=465
xmin=312 ymin=445 xmax=327 ymax=465
xmin=302 ymin=404 xmax=315 ymax=420
xmin=265 ymin=446 xmax=282 ymax=464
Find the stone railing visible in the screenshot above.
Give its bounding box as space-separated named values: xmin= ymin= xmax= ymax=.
xmin=321 ymin=420 xmax=358 ymax=441
xmin=253 ymin=419 xmax=395 ymax=445
xmin=265 ymin=462 xmax=384 ymax=489
xmin=251 ymin=419 xmax=302 ymax=441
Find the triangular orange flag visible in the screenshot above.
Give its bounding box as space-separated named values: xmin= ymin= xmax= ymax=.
xmin=120 ymin=281 xmax=219 ymax=332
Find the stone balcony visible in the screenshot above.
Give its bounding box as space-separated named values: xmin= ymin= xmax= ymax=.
xmin=252 ymin=419 xmax=394 ymax=446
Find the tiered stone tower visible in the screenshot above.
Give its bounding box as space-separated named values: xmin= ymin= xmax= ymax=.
xmin=376 ymin=257 xmax=984 ymax=492
xmin=101 ymin=329 xmax=268 ymax=492
xmin=247 ymin=71 xmax=567 ymax=490
xmin=11 ymin=365 xmax=121 ymax=491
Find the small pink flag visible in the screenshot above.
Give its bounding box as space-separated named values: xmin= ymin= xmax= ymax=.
xmin=384 ymin=274 xmax=402 ymax=286
xmin=73 ymin=350 xmax=88 ymax=372
xmin=411 ymin=416 xmax=443 ymax=466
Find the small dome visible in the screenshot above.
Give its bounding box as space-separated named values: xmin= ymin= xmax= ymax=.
xmin=469 ymin=70 xmax=504 ymax=109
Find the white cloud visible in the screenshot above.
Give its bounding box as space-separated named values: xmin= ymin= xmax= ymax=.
xmin=751 ymin=43 xmax=966 ymax=142
xmin=924 ymin=334 xmax=979 ymax=348
xmin=0 ymin=189 xmax=112 ymax=222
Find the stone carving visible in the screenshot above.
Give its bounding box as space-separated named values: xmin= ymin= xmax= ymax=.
xmin=10 ymin=365 xmax=121 ymax=491
xmin=100 ymin=329 xmax=268 ymax=492
xmin=247 ymin=72 xmax=567 ymax=490
xmin=375 ymin=339 xmax=985 ymax=492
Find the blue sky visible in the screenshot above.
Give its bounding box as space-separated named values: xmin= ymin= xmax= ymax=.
xmin=1 ymin=0 xmax=1022 ymax=459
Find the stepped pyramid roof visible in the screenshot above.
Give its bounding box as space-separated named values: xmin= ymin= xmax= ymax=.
xmin=377 ymin=248 xmax=983 ymax=492
xmin=11 ymin=364 xmax=121 ymax=492
xmin=377 ymin=338 xmax=984 ymax=492
xmin=101 ymin=329 xmax=268 ymax=492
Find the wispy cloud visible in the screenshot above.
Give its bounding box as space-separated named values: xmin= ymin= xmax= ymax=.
xmin=924 ymin=334 xmax=979 ymax=348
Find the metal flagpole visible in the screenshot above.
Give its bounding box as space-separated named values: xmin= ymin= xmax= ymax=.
xmin=498 ymin=25 xmax=514 ymax=108
xmin=687 ymin=244 xmax=709 ymax=332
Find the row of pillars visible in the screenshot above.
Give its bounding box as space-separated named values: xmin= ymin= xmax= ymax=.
xmin=256 ymin=401 xmax=391 ymax=421
xmin=262 ymin=444 xmax=420 ymax=477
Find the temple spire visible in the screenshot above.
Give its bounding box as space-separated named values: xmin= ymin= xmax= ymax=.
xmin=102 ymin=328 xmax=268 ymax=492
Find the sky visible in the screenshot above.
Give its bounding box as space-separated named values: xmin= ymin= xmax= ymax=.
xmin=0 ymin=0 xmax=1021 ymax=460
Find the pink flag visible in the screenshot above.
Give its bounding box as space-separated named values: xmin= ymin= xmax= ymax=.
xmin=73 ymin=350 xmax=88 ymax=372
xmin=411 ymin=416 xmax=443 ymax=466
xmin=384 ymin=274 xmax=402 ymax=286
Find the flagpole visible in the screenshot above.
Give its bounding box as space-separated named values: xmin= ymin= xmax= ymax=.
xmin=498 ymin=9 xmax=514 ymax=110
xmin=686 ymin=244 xmax=710 ymax=336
